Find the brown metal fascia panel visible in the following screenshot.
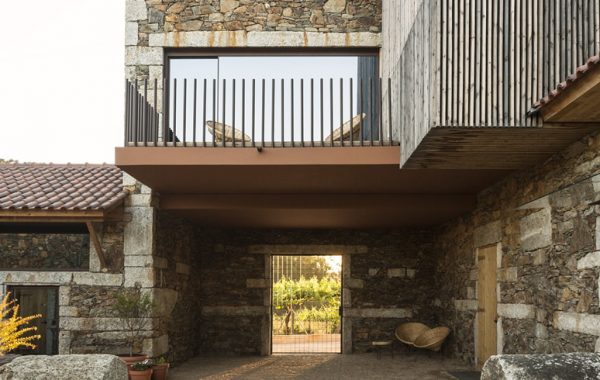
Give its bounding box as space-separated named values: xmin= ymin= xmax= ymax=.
xmin=115 ymin=146 xmax=400 ymax=167
xmin=159 ymin=193 xmax=475 ymax=211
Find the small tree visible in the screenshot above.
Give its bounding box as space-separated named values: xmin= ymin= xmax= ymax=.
xmin=0 ymin=293 xmax=41 ymax=355
xmin=112 ymin=289 xmax=153 ymax=356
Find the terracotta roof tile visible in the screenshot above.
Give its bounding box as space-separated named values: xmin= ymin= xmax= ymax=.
xmin=531 ymin=54 xmax=600 ymax=112
xmin=0 ymin=164 xmax=127 ymax=212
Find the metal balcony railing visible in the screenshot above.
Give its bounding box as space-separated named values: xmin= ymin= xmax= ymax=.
xmin=125 ymin=77 xmax=396 ymax=147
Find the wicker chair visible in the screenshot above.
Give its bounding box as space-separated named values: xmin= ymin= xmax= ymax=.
xmin=413 ymin=326 xmax=450 ymax=352
xmin=206 ymin=121 xmax=252 ymax=143
xmin=394 ymin=322 xmax=430 ymax=346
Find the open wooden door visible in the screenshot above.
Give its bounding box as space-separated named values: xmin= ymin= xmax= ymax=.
xmin=476 ymin=244 xmax=497 ymax=368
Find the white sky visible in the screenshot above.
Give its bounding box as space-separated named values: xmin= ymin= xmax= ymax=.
xmin=0 ymin=1 xmax=124 ymax=164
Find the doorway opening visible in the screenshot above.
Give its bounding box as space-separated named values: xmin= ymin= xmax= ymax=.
xmin=271 ymin=255 xmax=342 ymax=354
xmin=8 ymin=286 xmax=59 ymax=355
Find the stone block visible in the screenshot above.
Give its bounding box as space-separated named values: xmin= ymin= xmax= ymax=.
xmin=124 ymin=207 xmax=155 ymax=257
xmin=577 ymin=251 xmax=600 ymax=269
xmin=481 ymin=353 xmax=600 ymax=380
xmin=149 ymin=31 xmax=247 ymax=47
xmin=1 ymin=271 xmax=73 ymax=284
xmin=368 ymin=268 xmax=379 ymax=276
xmin=152 ymin=288 xmax=178 ymax=317
xmin=535 ymin=323 xmax=548 ymax=339
xmin=387 ymin=268 xmax=405 ymax=278
xmin=220 ymin=0 xmax=239 ymax=12
xmin=60 ymin=317 xmax=155 ymax=331
xmin=344 ymin=308 xmax=412 ymax=318
xmin=454 ymin=299 xmax=477 ymax=311
xmin=59 ymin=286 xmax=71 ymax=306
xmin=553 ymin=311 xmax=600 ymax=336
xmin=520 ymin=208 xmax=552 ymax=251
xmin=0 ymin=354 xmax=127 ymax=380
xmin=324 ymin=0 xmax=346 ymax=13
xmin=474 ymin=221 xmax=502 ymax=248
xmin=246 ymin=279 xmax=268 ymax=288
xmin=142 ymin=335 xmax=169 ymax=357
xmin=72 ymin=273 xmax=123 ymax=287
xmin=126 ymin=0 xmax=148 ymax=21
xmin=125 ymin=22 xmax=138 ymax=46
xmin=345 ymin=278 xmax=364 ymax=289
xmin=125 ymin=194 xmax=153 ymax=207
xmin=125 ymin=47 xmax=163 ymax=66
xmin=124 ymin=267 xmax=155 ymax=288
xmin=406 ymin=269 xmax=416 ymax=279
xmin=124 ymin=255 xmax=154 ymax=267
xmin=498 ymin=267 xmax=518 ymax=282
xmin=58 ymin=331 xmax=71 ymax=355
xmin=59 ymin=306 xmax=79 ymax=318
xmin=176 ymin=262 xmax=190 ymax=275
xmin=154 ymin=256 xmax=168 ymax=269
xmin=497 ymin=304 xmax=535 ymax=319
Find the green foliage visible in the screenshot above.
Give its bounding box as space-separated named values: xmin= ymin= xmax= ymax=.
xmin=112 ymin=290 xmax=154 ymax=356
xmin=272 ymin=276 xmax=341 ymax=335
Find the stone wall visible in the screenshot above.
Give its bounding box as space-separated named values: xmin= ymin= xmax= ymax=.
xmin=187 ymin=228 xmax=437 ymax=355
xmin=0 ymin=233 xmax=89 ymax=270
xmin=434 ymin=131 xmax=600 ymax=364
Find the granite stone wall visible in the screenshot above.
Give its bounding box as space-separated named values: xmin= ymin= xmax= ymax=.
xmin=0 ymin=233 xmax=89 ymax=270
xmin=434 ymin=131 xmax=600 ymax=364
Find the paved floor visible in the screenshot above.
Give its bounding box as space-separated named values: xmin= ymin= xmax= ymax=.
xmin=169 ymin=353 xmax=473 ymax=380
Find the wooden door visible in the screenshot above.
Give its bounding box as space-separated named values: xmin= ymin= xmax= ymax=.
xmin=476 ymin=245 xmax=497 ymax=368
xmin=10 ymin=286 xmax=59 ymax=355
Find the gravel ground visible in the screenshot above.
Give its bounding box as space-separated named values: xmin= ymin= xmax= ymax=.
xmin=169 ymin=353 xmax=473 ymax=380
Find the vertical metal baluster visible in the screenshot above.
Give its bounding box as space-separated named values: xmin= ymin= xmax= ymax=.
xmin=154 ymin=78 xmax=158 ymax=145
xmin=329 ymin=78 xmax=334 ymax=146
xmin=124 ymin=80 xmax=129 ymax=145
xmin=252 ymin=79 xmax=256 ymax=147
xmin=369 ymin=78 xmax=374 ymax=146
xmin=350 ymin=78 xmax=353 ymax=146
xmin=310 ymin=79 xmax=314 ymax=147
xmin=162 ymin=77 xmax=168 ymax=146
xmin=242 ymin=79 xmax=246 ymax=148
xmin=193 ymin=79 xmax=197 ymax=147
xmin=281 ymin=79 xmax=285 ymax=146
xmin=388 ymin=78 xmax=393 ymax=145
xmin=320 ymin=79 xmax=324 ymax=145
xmin=232 ymin=79 xmax=236 ymax=147
xmin=143 ymin=79 xmax=148 ymax=146
xmin=212 ymin=79 xmax=216 ymax=147
xmin=261 ymin=79 xmax=266 ymax=147
xmin=300 ymin=79 xmax=304 ymax=147
xmin=291 ymin=79 xmax=295 ymax=147
xmin=182 ymin=79 xmax=187 ymax=147
xmin=271 ymin=79 xmax=275 ymax=147
xmin=172 ymin=79 xmax=177 ymax=146
xmin=203 ymin=79 xmax=207 ymax=147
xmin=222 ymin=79 xmax=226 ymax=147
xmin=340 ymin=78 xmax=344 ymax=146
xmin=134 ymin=80 xmax=139 ymax=146
xmin=359 ymin=79 xmax=364 ymax=146
xmin=378 ymin=78 xmax=383 ymax=144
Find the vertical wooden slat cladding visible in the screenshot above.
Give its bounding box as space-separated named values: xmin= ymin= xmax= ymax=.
xmin=384 ymin=0 xmax=600 ymax=165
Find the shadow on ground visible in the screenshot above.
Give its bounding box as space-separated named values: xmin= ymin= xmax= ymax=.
xmin=169 ymin=353 xmax=473 ymax=380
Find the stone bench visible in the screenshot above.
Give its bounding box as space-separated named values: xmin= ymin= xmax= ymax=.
xmin=0 ymin=354 xmax=127 ymax=380
xmin=481 ymin=353 xmax=600 ymax=380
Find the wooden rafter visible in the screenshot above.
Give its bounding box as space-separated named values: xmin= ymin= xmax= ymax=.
xmin=0 ymin=210 xmax=105 ymax=223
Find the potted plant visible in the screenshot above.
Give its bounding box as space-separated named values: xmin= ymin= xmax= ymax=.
xmin=151 ymin=356 xmax=170 ymax=380
xmin=112 ymin=288 xmax=154 ymax=365
xmin=129 ymin=361 xmax=153 ymax=380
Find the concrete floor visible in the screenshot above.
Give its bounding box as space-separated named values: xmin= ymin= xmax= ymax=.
xmin=169 ymin=353 xmax=473 ymax=380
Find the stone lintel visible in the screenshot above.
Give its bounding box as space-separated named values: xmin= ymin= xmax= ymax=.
xmin=344 ymin=308 xmax=412 ymax=319
xmin=148 ymin=31 xmax=381 ymax=48
xmin=520 ymin=208 xmax=552 ymax=251
xmin=201 ymin=306 xmax=267 ymax=317
xmin=248 ymin=244 xmax=368 ymax=255
xmin=60 ymin=317 xmax=157 ymax=331
xmin=553 ymin=311 xmax=600 ymax=336
xmin=497 ymin=303 xmax=536 ymax=319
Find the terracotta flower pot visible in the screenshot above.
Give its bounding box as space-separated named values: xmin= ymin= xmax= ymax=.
xmin=129 ymin=368 xmax=153 ymax=380
xmin=151 ymin=363 xmax=170 ymax=380
xmin=118 ymin=354 xmax=148 ymax=367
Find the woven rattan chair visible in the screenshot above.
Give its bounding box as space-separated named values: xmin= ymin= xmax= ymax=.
xmin=413 ymin=326 xmax=450 ymax=352
xmin=394 ymin=322 xmax=430 ymax=346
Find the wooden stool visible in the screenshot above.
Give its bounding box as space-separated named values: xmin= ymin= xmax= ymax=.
xmin=371 ymin=340 xmax=394 ymax=359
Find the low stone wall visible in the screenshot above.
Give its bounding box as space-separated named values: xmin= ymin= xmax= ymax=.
xmin=434 ymin=131 xmax=600 ymax=363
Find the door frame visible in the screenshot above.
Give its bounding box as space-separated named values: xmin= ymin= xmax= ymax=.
xmin=475 ymin=243 xmax=500 ymax=368
xmin=269 ymin=254 xmax=343 ymax=355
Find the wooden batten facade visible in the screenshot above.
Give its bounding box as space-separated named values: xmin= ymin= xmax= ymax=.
xmin=383 ymin=0 xmax=600 ymax=169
